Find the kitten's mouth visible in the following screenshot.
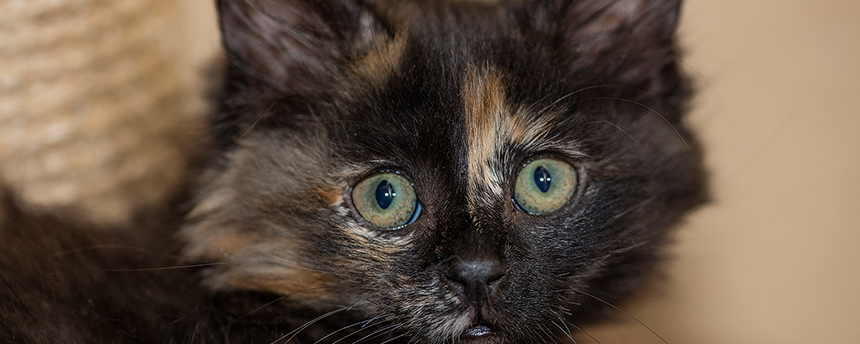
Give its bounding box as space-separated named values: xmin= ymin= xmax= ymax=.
xmin=461 ymin=324 xmax=493 ymax=339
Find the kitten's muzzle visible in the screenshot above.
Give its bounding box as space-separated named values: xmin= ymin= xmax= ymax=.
xmin=445 ymin=255 xmax=507 ymax=304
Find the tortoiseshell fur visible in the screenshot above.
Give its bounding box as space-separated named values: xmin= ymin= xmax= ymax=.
xmin=1 ymin=0 xmax=707 ymax=343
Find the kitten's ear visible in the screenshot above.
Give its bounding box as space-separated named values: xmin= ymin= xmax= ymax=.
xmin=217 ymin=0 xmax=386 ymax=93
xmin=528 ymin=0 xmax=687 ymax=107
xmin=558 ymin=0 xmax=681 ymax=52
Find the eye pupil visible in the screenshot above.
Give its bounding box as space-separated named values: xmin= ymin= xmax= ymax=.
xmin=533 ymin=165 xmax=552 ymax=193
xmin=375 ymin=180 xmax=396 ymax=209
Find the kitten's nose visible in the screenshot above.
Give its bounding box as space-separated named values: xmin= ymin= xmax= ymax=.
xmin=446 ymin=256 xmax=506 ymax=301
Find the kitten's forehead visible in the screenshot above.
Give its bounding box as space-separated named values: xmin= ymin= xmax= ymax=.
xmin=461 ymin=64 xmax=564 ymax=211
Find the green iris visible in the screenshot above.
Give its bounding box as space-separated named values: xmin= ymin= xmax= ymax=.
xmin=352 ymin=172 xmax=420 ymax=229
xmin=513 ymin=157 xmax=577 ymax=215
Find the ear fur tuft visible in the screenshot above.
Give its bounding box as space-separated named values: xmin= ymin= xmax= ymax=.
xmin=217 ymin=0 xmax=388 ymax=93
xmin=548 ymin=0 xmax=682 ymax=60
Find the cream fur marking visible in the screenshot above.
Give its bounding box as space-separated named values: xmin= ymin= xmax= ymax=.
xmin=462 ymin=65 xmax=555 ymax=209
xmin=463 ymin=65 xmax=508 ymax=202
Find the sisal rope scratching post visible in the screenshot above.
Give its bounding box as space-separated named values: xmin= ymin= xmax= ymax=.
xmin=0 ymin=0 xmax=217 ymax=225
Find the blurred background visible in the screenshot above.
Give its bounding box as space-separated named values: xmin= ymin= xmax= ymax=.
xmin=2 ymin=0 xmax=858 ymax=343
xmin=590 ymin=1 xmax=860 ymax=343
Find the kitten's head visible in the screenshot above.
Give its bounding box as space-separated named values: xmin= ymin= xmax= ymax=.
xmin=184 ymin=0 xmax=706 ymax=342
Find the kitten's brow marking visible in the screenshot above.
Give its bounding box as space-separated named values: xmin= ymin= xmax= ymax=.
xmin=462 ymin=65 xmax=509 ymax=207
xmin=462 ymin=65 xmax=554 ymax=211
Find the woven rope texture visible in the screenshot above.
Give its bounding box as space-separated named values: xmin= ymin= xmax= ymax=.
xmin=0 ymin=0 xmax=209 ymax=224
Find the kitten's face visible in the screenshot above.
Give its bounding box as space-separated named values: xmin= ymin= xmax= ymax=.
xmin=184 ymin=0 xmax=705 ymax=342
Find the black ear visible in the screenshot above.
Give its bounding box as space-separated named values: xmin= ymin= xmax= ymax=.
xmin=217 ymin=0 xmax=386 ymax=93
xmin=529 ymin=0 xmax=687 ymax=108
xmin=559 ymin=0 xmax=681 ymax=54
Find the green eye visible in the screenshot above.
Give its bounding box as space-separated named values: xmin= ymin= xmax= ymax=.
xmin=352 ymin=172 xmax=421 ymax=229
xmin=513 ymin=157 xmax=578 ymax=215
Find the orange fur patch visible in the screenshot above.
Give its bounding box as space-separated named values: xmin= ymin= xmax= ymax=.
xmin=462 ymin=66 xmax=558 ymax=211
xmin=349 ymin=34 xmax=406 ymax=87
xmin=226 ymin=269 xmax=335 ymax=301
xmin=463 ymin=65 xmax=508 ymax=200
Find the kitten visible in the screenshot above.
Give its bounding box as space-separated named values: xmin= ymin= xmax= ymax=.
xmin=0 ymin=0 xmax=707 ymax=343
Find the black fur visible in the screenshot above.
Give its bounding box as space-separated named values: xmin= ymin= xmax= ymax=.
xmin=1 ymin=0 xmax=706 ymax=343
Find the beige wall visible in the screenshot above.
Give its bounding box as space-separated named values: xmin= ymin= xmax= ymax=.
xmin=588 ymin=1 xmax=860 ymax=343
xmin=179 ymin=1 xmax=860 ymax=343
